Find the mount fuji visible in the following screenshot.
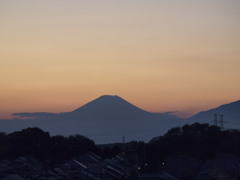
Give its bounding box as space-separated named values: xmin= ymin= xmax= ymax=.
xmin=0 ymin=95 xmax=182 ymax=143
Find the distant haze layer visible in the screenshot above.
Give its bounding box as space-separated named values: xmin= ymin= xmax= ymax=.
xmin=0 ymin=0 xmax=240 ymax=118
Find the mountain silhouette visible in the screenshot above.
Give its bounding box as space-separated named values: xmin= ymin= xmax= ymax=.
xmin=187 ymin=100 xmax=240 ymax=128
xmin=0 ymin=96 xmax=239 ymax=143
xmin=0 ymin=95 xmax=181 ymax=143
xmin=70 ymin=95 xmax=150 ymax=119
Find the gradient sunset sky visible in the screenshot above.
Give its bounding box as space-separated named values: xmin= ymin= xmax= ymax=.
xmin=1 ymin=0 xmax=240 ymax=119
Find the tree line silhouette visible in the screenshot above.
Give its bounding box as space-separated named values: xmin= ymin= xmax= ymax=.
xmin=144 ymin=123 xmax=240 ymax=171
xmin=1 ymin=123 xmax=240 ymax=171
xmin=0 ymin=128 xmax=96 ymax=163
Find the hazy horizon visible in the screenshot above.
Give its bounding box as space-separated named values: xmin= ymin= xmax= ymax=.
xmin=1 ymin=94 xmax=239 ymax=120
xmin=1 ymin=0 xmax=240 ymax=119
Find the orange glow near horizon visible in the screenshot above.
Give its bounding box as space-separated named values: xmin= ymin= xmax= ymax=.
xmin=0 ymin=0 xmax=240 ymax=119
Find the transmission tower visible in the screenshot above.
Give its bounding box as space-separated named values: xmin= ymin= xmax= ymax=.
xmin=123 ymin=136 xmax=125 ymax=143
xmin=219 ymin=114 xmax=224 ymax=130
xmin=214 ymin=114 xmax=218 ymax=126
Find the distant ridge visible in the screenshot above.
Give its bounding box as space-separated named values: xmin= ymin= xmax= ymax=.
xmin=12 ymin=112 xmax=56 ymax=118
xmin=187 ymin=100 xmax=240 ymax=127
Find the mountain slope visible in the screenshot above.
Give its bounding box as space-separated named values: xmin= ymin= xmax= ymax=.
xmin=186 ymin=100 xmax=240 ymax=128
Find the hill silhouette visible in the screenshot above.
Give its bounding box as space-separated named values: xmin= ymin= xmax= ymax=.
xmin=187 ymin=100 xmax=240 ymax=128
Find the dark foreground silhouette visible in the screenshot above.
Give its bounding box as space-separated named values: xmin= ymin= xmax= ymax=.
xmin=1 ymin=123 xmax=240 ymax=179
